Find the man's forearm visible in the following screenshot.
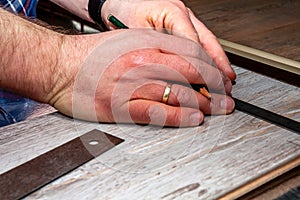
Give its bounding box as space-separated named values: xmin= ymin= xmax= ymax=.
xmin=0 ymin=8 xmax=65 ymax=103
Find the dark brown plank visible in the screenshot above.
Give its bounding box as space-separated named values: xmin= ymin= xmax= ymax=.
xmin=184 ymin=0 xmax=300 ymax=61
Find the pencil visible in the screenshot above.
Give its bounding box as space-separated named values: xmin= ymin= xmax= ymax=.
xmin=107 ymin=14 xmax=128 ymax=29
xmin=107 ymin=14 xmax=212 ymax=99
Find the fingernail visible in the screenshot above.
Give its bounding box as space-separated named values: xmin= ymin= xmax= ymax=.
xmin=190 ymin=112 xmax=202 ymax=125
xmin=225 ymin=63 xmax=237 ymax=81
xmin=220 ymin=97 xmax=235 ymax=112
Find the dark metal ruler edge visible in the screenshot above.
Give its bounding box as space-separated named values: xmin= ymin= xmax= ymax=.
xmin=0 ymin=129 xmax=124 ymax=200
xmin=234 ymin=98 xmax=300 ymax=135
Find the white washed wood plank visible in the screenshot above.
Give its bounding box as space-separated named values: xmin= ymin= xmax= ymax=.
xmin=0 ymin=65 xmax=299 ymax=199
xmin=232 ymin=66 xmax=300 ymax=121
xmin=0 ymin=111 xmax=299 ymax=199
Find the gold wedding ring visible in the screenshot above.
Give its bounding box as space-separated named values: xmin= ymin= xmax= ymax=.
xmin=162 ymin=83 xmax=172 ymax=104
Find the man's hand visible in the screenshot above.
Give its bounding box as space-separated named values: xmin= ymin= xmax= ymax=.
xmin=101 ymin=0 xmax=236 ymax=81
xmin=50 ymin=29 xmax=234 ymax=127
xmin=0 ymin=8 xmax=234 ymax=127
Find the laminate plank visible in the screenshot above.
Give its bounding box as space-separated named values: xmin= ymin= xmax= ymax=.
xmin=227 ymin=22 xmax=300 ymax=62
xmin=232 ymin=66 xmax=300 ymax=122
xmin=183 ymin=0 xmax=300 ymax=62
xmin=0 ymin=66 xmax=299 ymax=199
xmin=0 ymin=110 xmax=299 ymax=200
xmin=237 ymin=166 xmax=300 ymax=200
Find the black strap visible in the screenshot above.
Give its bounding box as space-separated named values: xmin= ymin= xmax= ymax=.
xmin=88 ymin=0 xmax=108 ymax=31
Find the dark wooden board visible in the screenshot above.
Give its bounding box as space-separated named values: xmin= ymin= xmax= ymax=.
xmin=184 ymin=0 xmax=300 ymax=62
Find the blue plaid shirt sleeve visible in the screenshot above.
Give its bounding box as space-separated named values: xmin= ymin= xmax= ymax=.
xmin=0 ymin=0 xmax=38 ymax=18
xmin=0 ymin=0 xmax=39 ymax=126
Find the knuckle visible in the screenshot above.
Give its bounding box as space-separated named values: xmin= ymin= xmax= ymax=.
xmin=148 ymin=104 xmax=166 ymax=125
xmin=200 ymin=30 xmax=216 ymax=42
xmin=216 ymin=74 xmax=225 ymax=89
xmin=127 ymin=51 xmax=147 ymax=65
xmin=185 ymin=60 xmax=199 ymax=80
xmin=175 ymin=87 xmax=193 ymax=105
xmin=130 ymin=103 xmax=151 ymax=122
xmin=148 ymin=104 xmax=160 ymax=118
xmin=168 ymin=109 xmax=181 ymax=125
xmin=197 ymin=62 xmax=209 ymax=82
xmin=187 ymin=61 xmax=198 ymax=74
xmin=208 ymin=33 xmax=217 ymax=41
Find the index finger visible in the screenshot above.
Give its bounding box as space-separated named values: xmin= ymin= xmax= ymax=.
xmin=160 ymin=2 xmax=200 ymax=44
xmin=188 ymin=9 xmax=236 ymax=81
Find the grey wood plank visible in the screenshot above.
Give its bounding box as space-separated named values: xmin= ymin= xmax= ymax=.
xmin=232 ymin=66 xmax=300 ymax=122
xmin=0 ymin=65 xmax=299 ymax=199
xmin=237 ymin=166 xmax=300 ymax=200
xmin=0 ymin=111 xmax=299 ymax=200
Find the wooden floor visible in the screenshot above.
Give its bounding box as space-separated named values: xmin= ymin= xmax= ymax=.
xmin=184 ymin=0 xmax=300 ymax=62
xmin=0 ymin=66 xmax=299 ymax=199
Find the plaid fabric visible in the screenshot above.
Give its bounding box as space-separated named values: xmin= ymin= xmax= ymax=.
xmin=0 ymin=0 xmax=38 ymax=18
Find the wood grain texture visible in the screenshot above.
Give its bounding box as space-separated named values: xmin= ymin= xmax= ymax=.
xmin=220 ymin=157 xmax=300 ymax=200
xmin=183 ymin=0 xmax=300 ymax=62
xmin=1 ymin=112 xmax=299 ymax=200
xmin=0 ymin=66 xmax=299 ymax=199
xmin=232 ymin=66 xmax=300 ymax=122
xmin=237 ymin=166 xmax=300 ymax=200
